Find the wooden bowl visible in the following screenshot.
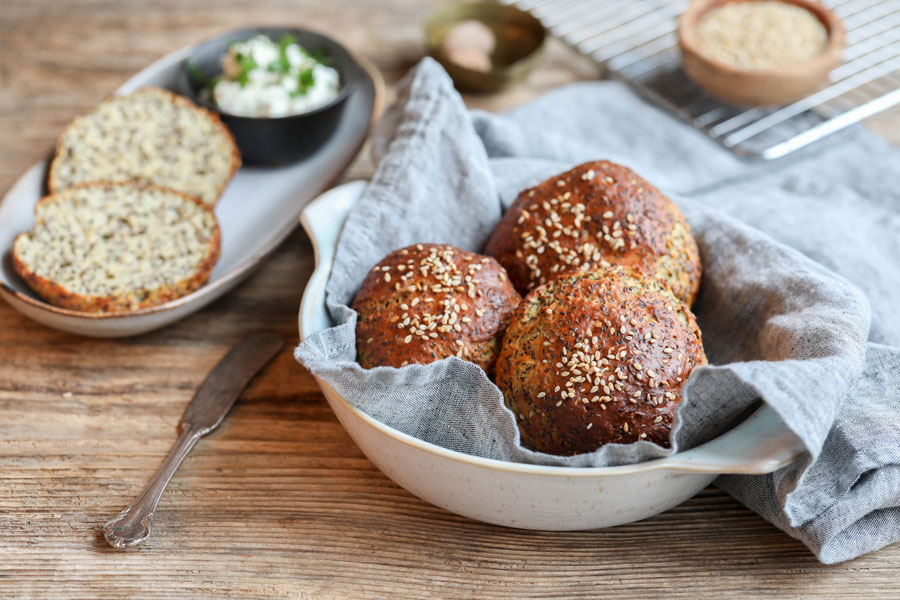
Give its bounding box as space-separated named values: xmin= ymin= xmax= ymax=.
xmin=678 ymin=0 xmax=845 ymax=106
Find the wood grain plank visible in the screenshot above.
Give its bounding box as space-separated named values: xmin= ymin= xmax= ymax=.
xmin=1 ymin=1 xmax=898 ymax=598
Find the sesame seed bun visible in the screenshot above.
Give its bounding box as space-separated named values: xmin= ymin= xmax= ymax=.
xmin=495 ymin=266 xmax=707 ymax=455
xmin=484 ymin=160 xmax=701 ymax=306
xmin=353 ymin=244 xmax=522 ymax=375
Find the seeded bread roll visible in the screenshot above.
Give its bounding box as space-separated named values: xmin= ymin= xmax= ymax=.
xmin=353 ymin=244 xmax=522 ymax=375
xmin=12 ymin=183 xmax=221 ymax=313
xmin=48 ymin=87 xmax=240 ymax=206
xmin=495 ymin=266 xmax=707 ymax=455
xmin=484 ymin=160 xmax=701 ymax=305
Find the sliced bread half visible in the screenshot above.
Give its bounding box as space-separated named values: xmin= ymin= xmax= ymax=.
xmin=48 ymin=87 xmax=240 ymax=206
xmin=13 ymin=183 xmax=221 ymax=313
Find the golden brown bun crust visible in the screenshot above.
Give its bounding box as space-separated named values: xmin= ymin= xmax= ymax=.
xmin=353 ymin=244 xmax=522 ymax=375
xmin=484 ymin=160 xmax=701 ymax=305
xmin=495 ymin=267 xmax=707 ymax=455
xmin=12 ymin=183 xmax=221 ymax=313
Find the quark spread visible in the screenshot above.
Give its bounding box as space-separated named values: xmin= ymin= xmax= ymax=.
xmin=212 ymin=35 xmax=341 ymax=118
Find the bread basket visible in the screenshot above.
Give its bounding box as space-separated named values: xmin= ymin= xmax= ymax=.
xmin=297 ymin=180 xmax=806 ymax=530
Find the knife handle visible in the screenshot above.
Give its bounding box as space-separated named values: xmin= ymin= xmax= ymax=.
xmin=102 ymin=425 xmax=203 ymax=548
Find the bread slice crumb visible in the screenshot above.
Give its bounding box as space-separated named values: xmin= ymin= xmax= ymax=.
xmin=48 ymin=87 xmax=240 ymax=206
xmin=13 ymin=183 xmax=221 ymax=313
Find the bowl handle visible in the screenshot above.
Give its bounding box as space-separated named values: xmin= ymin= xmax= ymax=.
xmin=662 ymin=403 xmax=806 ymax=475
xmin=298 ymin=180 xmax=368 ymax=340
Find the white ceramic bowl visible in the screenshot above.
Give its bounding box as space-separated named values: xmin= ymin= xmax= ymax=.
xmin=298 ymin=180 xmax=805 ymax=530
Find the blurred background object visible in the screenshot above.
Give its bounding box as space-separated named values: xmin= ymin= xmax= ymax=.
xmin=679 ymin=0 xmax=845 ymax=106
xmin=426 ymin=1 xmax=546 ymax=92
xmin=504 ymin=0 xmax=900 ymax=159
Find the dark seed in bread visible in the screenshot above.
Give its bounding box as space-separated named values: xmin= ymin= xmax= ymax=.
xmin=495 ymin=266 xmax=707 ymax=455
xmin=484 ymin=160 xmax=701 ymax=305
xmin=353 ymin=243 xmax=522 ymax=375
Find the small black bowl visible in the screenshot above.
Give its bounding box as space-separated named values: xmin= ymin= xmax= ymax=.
xmin=180 ymin=27 xmax=359 ymax=167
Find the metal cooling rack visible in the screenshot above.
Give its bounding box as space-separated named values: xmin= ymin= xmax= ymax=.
xmin=501 ymin=0 xmax=900 ymax=159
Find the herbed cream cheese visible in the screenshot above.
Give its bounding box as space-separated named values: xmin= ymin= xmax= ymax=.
xmin=211 ymin=34 xmax=341 ymax=118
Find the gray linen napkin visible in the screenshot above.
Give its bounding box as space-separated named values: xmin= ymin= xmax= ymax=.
xmin=296 ymin=58 xmax=900 ymax=563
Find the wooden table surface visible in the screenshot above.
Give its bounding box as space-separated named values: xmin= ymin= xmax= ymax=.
xmin=1 ymin=1 xmax=898 ymax=598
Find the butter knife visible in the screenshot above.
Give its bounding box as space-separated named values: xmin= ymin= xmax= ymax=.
xmin=102 ymin=332 xmax=284 ymax=549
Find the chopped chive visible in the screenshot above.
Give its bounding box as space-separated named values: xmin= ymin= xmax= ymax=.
xmin=279 ymin=34 xmax=297 ymax=52
xmin=298 ymin=67 xmax=315 ymax=92
xmin=186 ymin=62 xmax=215 ymax=87
xmin=312 ymin=47 xmax=332 ymax=66
xmin=271 ymin=33 xmax=296 ymax=73
xmin=236 ymin=54 xmax=257 ymax=87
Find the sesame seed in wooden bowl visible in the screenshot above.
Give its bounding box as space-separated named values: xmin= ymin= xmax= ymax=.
xmin=678 ymin=0 xmax=845 ymax=107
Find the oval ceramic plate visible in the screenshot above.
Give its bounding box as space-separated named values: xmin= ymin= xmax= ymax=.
xmin=0 ymin=35 xmax=384 ymax=337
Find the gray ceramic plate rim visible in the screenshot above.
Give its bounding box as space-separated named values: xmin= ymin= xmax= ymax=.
xmin=0 ymin=39 xmax=385 ymax=326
